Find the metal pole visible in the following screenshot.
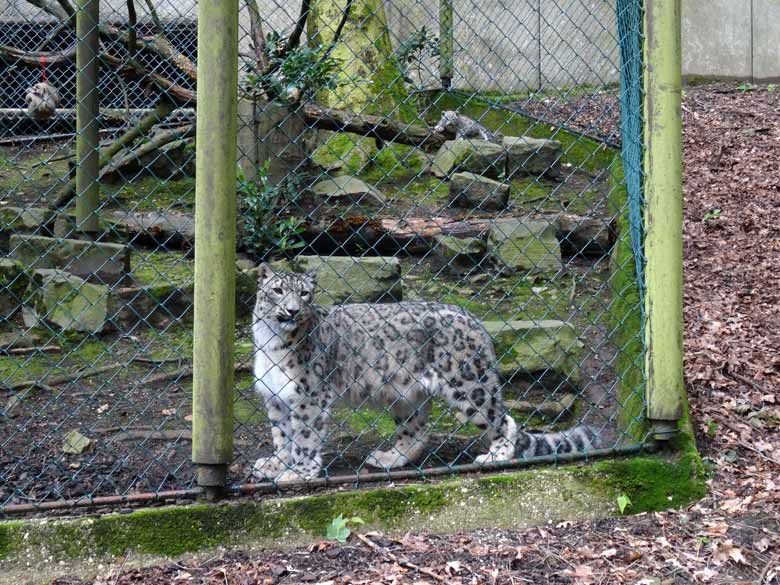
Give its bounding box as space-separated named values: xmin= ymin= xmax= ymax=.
xmin=643 ymin=0 xmax=683 ymax=439
xmin=439 ymin=0 xmax=453 ymax=89
xmin=75 ymin=0 xmax=100 ymax=234
xmin=192 ymin=0 xmax=238 ymax=498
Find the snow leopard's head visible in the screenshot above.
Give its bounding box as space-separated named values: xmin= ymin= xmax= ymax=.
xmin=255 ymin=264 xmax=317 ymax=332
xmin=433 ymin=110 xmax=460 ymax=135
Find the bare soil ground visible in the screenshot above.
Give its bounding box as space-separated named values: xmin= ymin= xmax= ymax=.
xmin=50 ymin=81 xmax=780 ymax=584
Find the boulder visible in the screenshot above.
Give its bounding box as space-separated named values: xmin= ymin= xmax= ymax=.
xmin=23 ymin=269 xmax=110 ymax=333
xmin=0 ymin=207 xmax=53 ymax=251
xmin=483 ymin=319 xmax=583 ymax=385
xmin=109 ymin=282 xmax=194 ymax=330
xmin=311 ymin=176 xmax=386 ymax=206
xmin=9 ymin=234 xmax=130 ymax=284
xmin=488 ymin=219 xmax=561 ymax=274
xmin=273 ymin=255 xmax=402 ymax=304
xmin=503 ymin=136 xmax=562 ymax=179
xmin=0 ymin=258 xmax=28 ymax=319
xmin=448 ymin=172 xmax=509 ymax=211
xmin=434 ymin=235 xmax=487 ymax=274
xmin=432 ymin=139 xmax=506 ymax=179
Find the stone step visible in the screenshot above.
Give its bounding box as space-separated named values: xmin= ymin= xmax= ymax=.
xmin=21 ymin=268 xmax=193 ymax=334
xmin=488 ymin=219 xmax=562 ymax=274
xmin=9 ymin=234 xmax=130 ymax=284
xmin=482 ymin=319 xmax=583 ymax=385
xmin=431 ymin=136 xmax=561 ymax=180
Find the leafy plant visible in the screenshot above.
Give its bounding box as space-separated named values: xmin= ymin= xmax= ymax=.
xmin=244 ymin=33 xmax=340 ymax=102
xmin=616 ymin=493 xmax=632 ymax=515
xmin=702 ymin=208 xmax=722 ymax=221
xmin=238 ymin=162 xmax=306 ymax=257
xmin=394 ymin=27 xmax=440 ymax=90
xmin=325 ymin=514 xmax=365 ymax=543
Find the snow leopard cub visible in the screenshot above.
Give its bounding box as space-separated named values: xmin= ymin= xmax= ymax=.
xmin=434 ymin=110 xmax=501 ymax=142
xmin=251 ymin=263 xmax=518 ymax=481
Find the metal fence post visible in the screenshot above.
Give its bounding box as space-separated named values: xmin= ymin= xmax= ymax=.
xmin=439 ymin=0 xmax=453 ymax=89
xmin=192 ymin=0 xmax=239 ymax=498
xmin=643 ymin=0 xmax=683 ymax=439
xmin=75 ymin=0 xmax=100 ymax=234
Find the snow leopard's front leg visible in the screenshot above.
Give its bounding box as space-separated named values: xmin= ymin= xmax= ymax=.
xmin=252 ymin=395 xmax=293 ymax=479
xmin=275 ymin=392 xmax=331 ymax=482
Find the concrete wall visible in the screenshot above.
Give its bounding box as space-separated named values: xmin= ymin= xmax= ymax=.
xmin=1 ymin=0 xmax=777 ymax=91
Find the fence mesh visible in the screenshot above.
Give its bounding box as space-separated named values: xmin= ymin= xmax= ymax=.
xmin=0 ymin=0 xmax=647 ymax=512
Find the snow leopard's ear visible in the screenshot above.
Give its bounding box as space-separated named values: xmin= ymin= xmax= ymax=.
xmin=303 ymin=270 xmax=318 ymax=288
xmin=256 ymin=262 xmax=274 ymax=284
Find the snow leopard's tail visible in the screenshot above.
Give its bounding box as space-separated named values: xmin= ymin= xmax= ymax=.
xmin=515 ymin=425 xmax=600 ymax=458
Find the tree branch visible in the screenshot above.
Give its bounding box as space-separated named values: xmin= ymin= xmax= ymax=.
xmin=126 ymin=0 xmax=137 ymax=60
xmin=244 ymin=0 xmax=268 ymax=72
xmin=282 ymin=0 xmax=310 ymax=55
xmin=321 ymin=0 xmax=353 ymax=60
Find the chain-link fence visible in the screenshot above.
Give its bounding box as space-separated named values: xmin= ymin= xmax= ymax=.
xmin=0 ymin=0 xmax=655 ymax=514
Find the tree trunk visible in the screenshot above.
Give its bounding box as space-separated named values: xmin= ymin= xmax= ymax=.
xmin=307 ymin=0 xmax=418 ymax=172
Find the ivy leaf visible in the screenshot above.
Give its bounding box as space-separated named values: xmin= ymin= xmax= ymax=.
xmin=617 ymin=493 xmax=632 ymax=515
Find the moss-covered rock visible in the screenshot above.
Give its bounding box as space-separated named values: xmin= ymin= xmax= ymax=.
xmin=503 ymin=136 xmax=562 ymax=179
xmin=0 ymin=207 xmax=53 ymax=251
xmin=488 ymin=219 xmax=562 ymax=274
xmin=0 ymin=258 xmax=28 ymax=319
xmin=312 ymin=175 xmax=386 ymax=206
xmin=483 ymin=319 xmax=583 ymax=384
xmin=22 ymin=269 xmax=110 ymax=333
xmin=9 ymin=234 xmax=130 ymax=284
xmin=434 ymin=235 xmax=488 ymax=274
xmin=432 ymin=139 xmax=506 ymax=179
xmin=448 ymin=172 xmax=509 ymax=211
xmin=273 ymin=255 xmax=402 ymax=304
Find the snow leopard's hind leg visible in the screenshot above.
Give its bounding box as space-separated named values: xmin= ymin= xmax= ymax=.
xmin=443 ymin=366 xmax=517 ymax=464
xmin=365 ymin=394 xmax=431 ymax=470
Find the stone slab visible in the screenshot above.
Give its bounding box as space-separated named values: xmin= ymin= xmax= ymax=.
xmin=448 ymin=172 xmax=509 ymax=211
xmin=488 ymin=219 xmax=562 ymax=273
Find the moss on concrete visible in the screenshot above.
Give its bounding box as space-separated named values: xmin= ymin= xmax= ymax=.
xmin=106 ymin=177 xmax=195 ymax=212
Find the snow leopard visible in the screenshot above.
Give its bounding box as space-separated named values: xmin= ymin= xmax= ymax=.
xmin=434 ymin=110 xmax=501 ymax=142
xmin=251 ymin=264 xmax=598 ymax=482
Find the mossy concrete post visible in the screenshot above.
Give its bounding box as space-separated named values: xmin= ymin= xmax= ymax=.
xmin=75 ymin=0 xmax=100 ymax=234
xmin=192 ymin=0 xmax=238 ymax=496
xmin=439 ymin=0 xmax=454 ymax=89
xmin=643 ymin=0 xmax=683 ymax=439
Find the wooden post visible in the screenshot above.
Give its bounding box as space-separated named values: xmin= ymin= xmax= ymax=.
xmin=75 ymin=0 xmax=100 ymax=234
xmin=439 ymin=0 xmax=454 ymax=89
xmin=643 ymin=0 xmax=683 ymax=439
xmin=192 ymin=0 xmax=238 ymax=497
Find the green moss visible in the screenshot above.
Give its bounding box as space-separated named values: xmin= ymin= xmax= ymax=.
xmin=585 ymin=449 xmax=706 ymax=514
xmin=607 ymin=163 xmax=648 ymax=442
xmin=425 ymin=93 xmax=617 ymax=173
xmin=106 ymin=177 xmax=194 ymax=211
xmin=359 ymin=144 xmax=427 ymax=184
xmin=510 ymin=176 xmax=604 ymax=215
xmin=0 ymin=520 xmax=19 ymax=560
xmin=132 ymin=251 xmax=194 ymax=288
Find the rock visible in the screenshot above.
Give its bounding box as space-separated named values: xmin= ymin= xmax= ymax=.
xmin=23 ymin=269 xmax=110 ymax=333
xmin=557 ymin=215 xmax=613 ymax=257
xmin=488 ymin=219 xmax=561 ymax=273
xmin=435 ymin=235 xmax=487 ymax=274
xmin=0 ymin=207 xmax=53 ymax=250
xmin=0 ymin=331 xmax=42 ymax=352
xmin=107 ymin=211 xmax=194 ymax=250
xmin=432 ymin=139 xmax=506 ymax=179
xmin=62 ymin=430 xmax=91 ymax=454
xmin=448 ymin=172 xmax=509 ymax=211
xmin=0 ymin=258 xmax=28 ymax=319
xmin=9 ymin=235 xmax=130 ymax=284
xmin=110 ymin=282 xmax=194 ymax=330
xmin=483 ymin=319 xmax=583 ymax=385
xmin=273 ymin=255 xmax=402 ymax=304
xmin=312 ymin=176 xmax=386 ymax=206
xmin=503 ymin=136 xmax=562 ymax=179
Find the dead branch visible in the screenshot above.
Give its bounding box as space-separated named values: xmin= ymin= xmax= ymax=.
xmin=354 ymin=533 xmax=446 ymax=582
xmin=98 ymin=122 xmax=194 ymax=180
xmin=141 ymin=0 xmax=163 ymax=33
xmin=321 ymin=0 xmax=354 ymax=60
xmin=0 ymin=43 xmax=76 ymax=66
xmin=9 ymin=363 xmax=123 ymax=391
xmin=5 ymin=345 xmax=61 ymax=356
xmin=282 ymin=0 xmax=310 ymax=55
xmin=50 ymin=98 xmax=178 ymax=209
xmin=126 ymin=0 xmax=137 ymax=60
xmin=301 ymin=103 xmax=448 ymax=150
xmin=244 ymin=0 xmax=268 ymax=72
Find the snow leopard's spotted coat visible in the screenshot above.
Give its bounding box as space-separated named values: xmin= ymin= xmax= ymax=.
xmin=433 ymin=110 xmax=501 ymax=142
xmin=251 ymin=265 xmax=596 ymax=481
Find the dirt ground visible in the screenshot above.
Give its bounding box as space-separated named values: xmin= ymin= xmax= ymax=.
xmin=46 ymin=81 xmax=780 ymax=583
